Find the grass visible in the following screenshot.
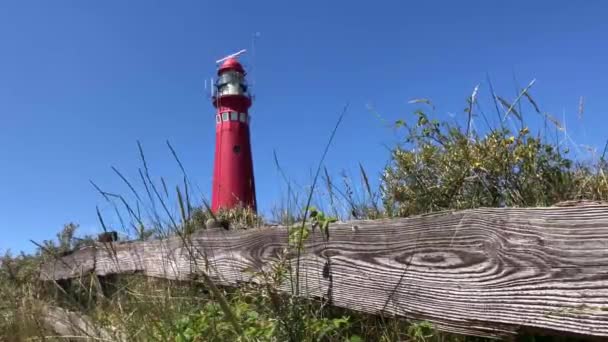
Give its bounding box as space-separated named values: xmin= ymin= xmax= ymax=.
xmin=1 ymin=83 xmax=605 ymax=341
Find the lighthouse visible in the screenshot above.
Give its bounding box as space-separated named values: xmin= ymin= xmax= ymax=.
xmin=211 ymin=51 xmax=257 ymax=212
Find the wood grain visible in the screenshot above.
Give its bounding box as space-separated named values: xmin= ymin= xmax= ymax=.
xmin=41 ymin=304 xmax=126 ymax=341
xmin=40 ymin=203 xmax=608 ymax=338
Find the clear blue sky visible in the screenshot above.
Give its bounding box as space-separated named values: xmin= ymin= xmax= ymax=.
xmin=1 ymin=1 xmax=607 ymax=253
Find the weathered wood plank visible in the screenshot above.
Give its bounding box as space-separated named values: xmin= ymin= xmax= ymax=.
xmin=40 ymin=203 xmax=608 ymax=338
xmin=41 ymin=305 xmax=126 ymax=341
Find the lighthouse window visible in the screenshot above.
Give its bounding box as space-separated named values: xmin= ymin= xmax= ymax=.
xmin=222 ymin=112 xmax=229 ymax=122
xmin=216 ymin=115 xmax=221 ymax=124
xmin=239 ymin=113 xmax=247 ymax=123
xmin=230 ymin=111 xmax=238 ymax=121
xmin=217 ymin=71 xmax=244 ymax=86
xmin=233 ymin=145 xmax=241 ymax=154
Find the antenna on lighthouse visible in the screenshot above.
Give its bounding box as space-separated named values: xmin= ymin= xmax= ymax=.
xmin=203 ymin=78 xmax=216 ymax=99
xmin=215 ymin=49 xmax=247 ymax=64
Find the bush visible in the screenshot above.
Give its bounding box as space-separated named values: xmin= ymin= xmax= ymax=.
xmin=382 ymin=107 xmax=608 ymax=216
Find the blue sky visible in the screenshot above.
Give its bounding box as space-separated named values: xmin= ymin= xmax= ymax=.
xmin=1 ymin=0 xmax=607 ymax=253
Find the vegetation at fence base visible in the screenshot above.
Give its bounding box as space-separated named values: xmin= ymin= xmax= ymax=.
xmin=2 ymin=84 xmax=606 ymax=341
xmin=2 ymin=224 xmax=485 ymax=341
xmin=191 ymin=206 xmax=264 ymax=231
xmin=0 ymin=252 xmax=48 ymax=339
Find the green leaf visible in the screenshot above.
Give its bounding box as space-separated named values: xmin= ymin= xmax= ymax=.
xmin=418 ymin=116 xmax=428 ymax=126
xmin=289 ymin=226 xmax=311 ymax=248
xmin=349 ymin=335 xmax=363 ymax=342
xmin=247 ymin=310 xmax=259 ymax=320
xmin=321 ymin=221 xmax=330 ymax=231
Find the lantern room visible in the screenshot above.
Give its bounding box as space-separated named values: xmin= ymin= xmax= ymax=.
xmin=214 ymin=57 xmax=250 ymax=98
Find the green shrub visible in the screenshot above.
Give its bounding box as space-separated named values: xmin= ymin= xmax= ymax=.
xmin=382 ymin=108 xmax=608 ymax=216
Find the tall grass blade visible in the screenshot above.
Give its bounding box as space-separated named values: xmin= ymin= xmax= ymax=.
xmin=497 ymin=96 xmax=522 ymax=122
xmin=408 ymin=98 xmax=435 ymax=111
xmin=486 ymin=73 xmax=503 ymax=124
xmin=500 ymin=78 xmax=536 ymax=123
xmin=161 ymin=177 xmax=170 ymax=199
xmin=176 ymin=186 xmax=187 ymax=230
xmin=324 ymin=167 xmax=339 ymax=219
xmin=466 ymin=84 xmax=479 ymax=137
xmin=111 ymin=166 xmax=142 ymax=202
xmin=523 ymin=91 xmax=541 ymax=114
xmin=89 ymin=181 xmax=126 ymax=235
xmin=359 ymin=162 xmax=379 ymax=214
xmin=294 ymin=103 xmax=348 ymax=295
xmin=166 ymin=140 xmax=211 ymax=221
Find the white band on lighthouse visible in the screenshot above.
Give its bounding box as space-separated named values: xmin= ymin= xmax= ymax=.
xmin=216 ymin=111 xmax=249 ymax=125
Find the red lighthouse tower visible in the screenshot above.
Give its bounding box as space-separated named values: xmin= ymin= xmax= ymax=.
xmin=211 ymin=50 xmax=256 ymax=212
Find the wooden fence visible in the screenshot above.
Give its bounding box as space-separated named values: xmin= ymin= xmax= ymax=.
xmin=40 ymin=202 xmax=608 ymax=339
